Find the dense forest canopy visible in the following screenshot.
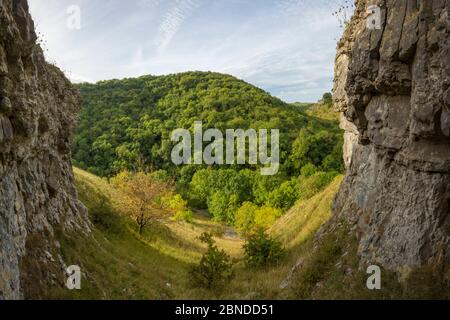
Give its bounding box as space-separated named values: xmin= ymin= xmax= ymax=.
xmin=73 ymin=71 xmax=344 ymax=225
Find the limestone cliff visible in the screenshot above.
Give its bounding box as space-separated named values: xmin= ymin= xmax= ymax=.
xmin=0 ymin=0 xmax=88 ymax=299
xmin=332 ymin=0 xmax=450 ymax=276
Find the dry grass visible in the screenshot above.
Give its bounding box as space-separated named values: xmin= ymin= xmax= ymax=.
xmin=211 ymin=176 xmax=344 ymax=299
xmin=51 ymin=168 xmax=243 ymax=299
xmin=42 ymin=170 xmax=450 ymax=299
xmin=50 ymin=169 xmax=344 ymax=299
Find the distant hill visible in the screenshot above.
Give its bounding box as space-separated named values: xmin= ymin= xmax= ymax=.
xmin=73 ymin=71 xmax=342 ymax=178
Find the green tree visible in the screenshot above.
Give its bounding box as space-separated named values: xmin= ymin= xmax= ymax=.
xmin=243 ymin=229 xmax=285 ymax=267
xmin=254 ymin=206 xmax=283 ymax=230
xmin=207 ymin=192 xmax=239 ymax=224
xmin=301 ymin=163 xmax=318 ymax=177
xmin=190 ymin=233 xmax=234 ymax=289
xmin=322 ymin=92 xmax=333 ymax=106
xmin=235 ymin=202 xmax=258 ymax=236
xmin=266 ymin=180 xmax=298 ymax=211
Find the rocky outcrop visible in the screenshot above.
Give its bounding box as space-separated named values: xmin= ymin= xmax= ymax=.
xmin=0 ymin=0 xmax=88 ymax=299
xmin=332 ymin=0 xmax=450 ymax=276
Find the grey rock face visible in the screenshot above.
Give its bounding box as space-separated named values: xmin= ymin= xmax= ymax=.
xmin=332 ymin=0 xmax=450 ymax=275
xmin=0 ymin=0 xmax=88 ymax=299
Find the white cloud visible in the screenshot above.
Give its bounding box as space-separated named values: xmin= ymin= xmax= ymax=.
xmin=155 ymin=0 xmax=200 ymax=55
xmin=68 ymin=72 xmax=94 ymax=83
xmin=27 ymin=0 xmax=346 ymax=102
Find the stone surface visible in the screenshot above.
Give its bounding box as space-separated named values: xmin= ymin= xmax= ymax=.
xmin=330 ymin=0 xmax=450 ymax=275
xmin=0 ymin=0 xmax=88 ymax=299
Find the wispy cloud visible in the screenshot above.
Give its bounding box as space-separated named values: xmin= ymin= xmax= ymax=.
xmin=28 ymin=0 xmax=347 ymax=102
xmin=138 ymin=0 xmax=162 ymax=8
xmin=155 ymin=0 xmax=200 ymax=55
xmin=68 ymin=72 xmax=94 ymax=83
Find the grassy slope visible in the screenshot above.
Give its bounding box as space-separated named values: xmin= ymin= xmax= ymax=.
xmin=51 ymin=168 xmax=242 ymax=299
xmin=213 ymin=177 xmax=344 ymax=300
xmin=55 ymin=98 xmax=449 ymax=300
xmin=50 ymin=167 xmax=343 ymax=299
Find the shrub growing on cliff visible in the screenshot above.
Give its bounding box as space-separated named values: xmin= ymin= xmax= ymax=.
xmin=190 ymin=233 xmax=234 ymax=289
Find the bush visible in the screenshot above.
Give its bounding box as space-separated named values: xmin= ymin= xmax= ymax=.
xmin=243 ymin=229 xmax=285 ymax=268
xmin=235 ymin=202 xmax=258 ymax=236
xmin=298 ymin=171 xmax=338 ymax=200
xmin=235 ymin=203 xmax=283 ymax=236
xmin=207 ymin=192 xmax=239 ymax=224
xmin=300 ymin=163 xmax=318 ymax=177
xmin=254 ymin=207 xmax=283 ymax=230
xmin=322 ymin=92 xmax=333 ymax=106
xmin=190 ymin=233 xmax=234 ymax=289
xmin=266 ymin=180 xmax=298 ymax=210
xmin=167 ymin=194 xmax=193 ymax=223
xmin=173 ymin=209 xmax=194 ymax=223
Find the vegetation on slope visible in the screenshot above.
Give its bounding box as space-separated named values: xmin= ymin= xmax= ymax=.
xmin=73 ymin=72 xmax=319 ymax=177
xmin=49 ymin=168 xmax=243 ymax=299
xmin=73 ymin=71 xmax=344 ymax=226
xmin=48 ymin=167 xmax=342 ymax=299
xmin=46 ymin=169 xmax=449 ymax=299
xmin=62 ymin=73 xmax=444 ymax=299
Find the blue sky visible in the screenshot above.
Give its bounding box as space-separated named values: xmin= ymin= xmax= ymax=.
xmin=29 ymin=0 xmax=352 ymax=102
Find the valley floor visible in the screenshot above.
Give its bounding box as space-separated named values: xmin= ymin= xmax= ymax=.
xmin=47 ymin=168 xmax=447 ymax=300
xmin=46 ymin=168 xmax=342 ymax=299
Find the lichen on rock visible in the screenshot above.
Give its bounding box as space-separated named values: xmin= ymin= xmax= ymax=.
xmin=331 ymin=0 xmax=450 ymax=277
xmin=0 ymin=0 xmax=88 ymax=299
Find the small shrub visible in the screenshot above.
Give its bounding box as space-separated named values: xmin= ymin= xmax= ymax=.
xmin=235 ymin=202 xmax=258 ymax=236
xmin=235 ymin=204 xmax=282 ymax=236
xmin=190 ymin=233 xmax=234 ymax=289
xmin=266 ymin=180 xmax=298 ymax=211
xmin=243 ymin=229 xmax=285 ymax=268
xmin=297 ymin=171 xmax=338 ymax=200
xmin=254 ymin=207 xmax=283 ymax=230
xmin=300 ymin=163 xmax=318 ymax=177
xmin=173 ymin=209 xmax=194 ymax=223
xmin=168 ymin=194 xmax=193 ymax=223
